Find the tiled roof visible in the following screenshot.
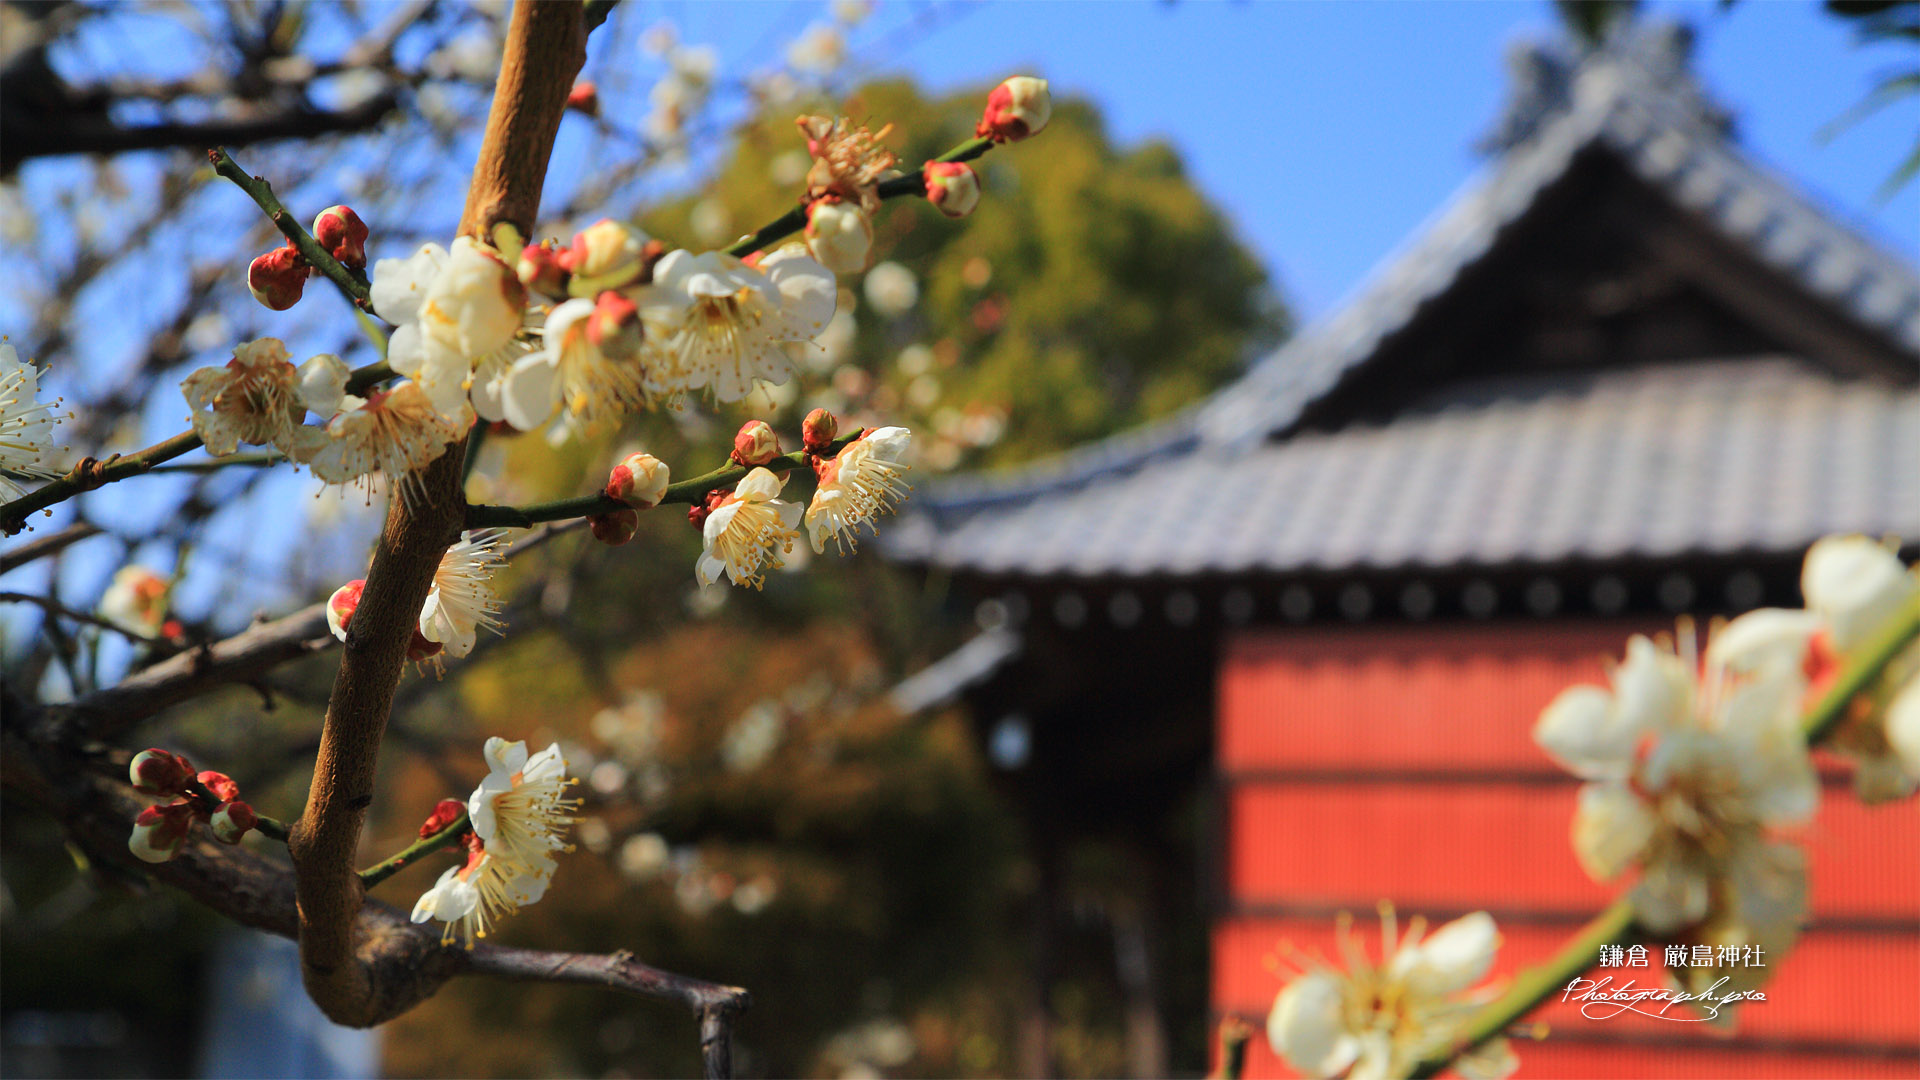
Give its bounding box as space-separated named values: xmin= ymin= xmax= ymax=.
xmin=888 ymin=359 xmax=1920 ymax=577
xmin=905 ymin=25 xmax=1920 ymax=523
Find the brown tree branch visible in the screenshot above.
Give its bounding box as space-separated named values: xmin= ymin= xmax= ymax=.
xmin=1 ymin=521 xmax=103 ymax=574
xmin=289 ymin=0 xmax=585 ymax=1028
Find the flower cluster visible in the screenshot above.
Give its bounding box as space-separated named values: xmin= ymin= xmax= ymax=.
xmin=1266 ymin=907 xmax=1516 ymax=1080
xmin=126 ymin=749 xmax=261 ymax=861
xmin=411 ymin=738 xmax=578 ymax=947
xmin=328 ymin=530 xmax=506 ymax=671
xmin=1794 ymin=535 xmax=1920 ymax=801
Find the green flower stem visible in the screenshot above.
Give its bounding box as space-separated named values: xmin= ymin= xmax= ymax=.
xmin=208 ymin=147 xmax=374 ymax=312
xmin=147 ymin=451 xmax=288 ymax=474
xmin=359 ymin=813 xmax=472 ymax=890
xmin=464 ymin=429 xmax=864 ymax=530
xmin=183 ymin=777 xmax=292 ymax=843
xmin=2 ymin=431 xmax=203 ymax=536
xmin=1802 ymin=592 xmax=1920 ymax=743
xmin=1410 ymin=901 xmax=1636 ymax=1079
xmin=1416 ymin=596 xmax=1920 ymax=1078
xmin=724 ymin=134 xmax=998 ymax=259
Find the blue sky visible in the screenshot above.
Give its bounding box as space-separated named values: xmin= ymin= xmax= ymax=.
xmin=658 ymin=0 xmax=1918 ymax=319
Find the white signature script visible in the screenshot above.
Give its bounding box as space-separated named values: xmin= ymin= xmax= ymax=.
xmin=1560 ymin=976 xmax=1766 ymax=1022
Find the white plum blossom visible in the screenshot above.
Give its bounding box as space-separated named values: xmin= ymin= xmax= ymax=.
xmin=410 ymin=846 xmax=552 ymax=948
xmin=178 ymin=338 xmax=341 ymax=457
xmin=467 ymin=737 xmax=578 ymax=875
xmin=807 ymin=427 xmax=911 ymax=554
xmin=1534 ymin=618 xmax=1818 ymax=994
xmin=419 ymin=531 xmax=507 ymax=659
xmin=298 ymin=382 xmax=464 ymax=503
xmin=787 ymin=22 xmax=846 ymax=76
xmin=98 ymin=565 xmax=169 ymax=636
xmin=0 ymin=342 xmax=66 ymax=500
xmin=1266 ymin=908 xmax=1516 ymax=1080
xmin=1798 ymin=535 xmax=1920 ymax=801
xmin=640 ymin=246 xmax=836 ymax=403
xmin=371 ymin=237 xmax=528 ymax=422
xmin=500 ymin=295 xmax=654 ymax=435
xmin=697 ymin=467 xmax=802 ymax=589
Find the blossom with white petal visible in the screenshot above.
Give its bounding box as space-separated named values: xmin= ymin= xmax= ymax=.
xmin=0 ymin=342 xmax=67 ymax=500
xmin=1534 ymin=618 xmax=1817 ymax=993
xmin=179 ymin=338 xmax=340 ymax=458
xmin=410 ymin=845 xmax=553 ymax=948
xmin=807 ymin=427 xmax=911 ymax=555
xmin=1266 ymin=907 xmax=1515 ymax=1080
xmin=99 ymin=565 xmax=169 ymax=636
xmin=372 ymin=237 xmax=528 ymax=422
xmin=419 ymin=531 xmax=506 ymax=659
xmin=501 ymin=294 xmax=652 ymax=434
xmin=641 ymin=246 xmax=836 ymax=403
xmin=697 ymin=467 xmax=802 ymax=589
xmin=297 ymin=382 xmax=463 ymax=503
xmin=798 ymin=115 xmax=897 ymax=213
xmin=787 ymin=22 xmax=846 ymax=76
xmin=467 ymin=737 xmax=578 ymax=874
xmin=805 ymin=199 xmax=872 ymax=274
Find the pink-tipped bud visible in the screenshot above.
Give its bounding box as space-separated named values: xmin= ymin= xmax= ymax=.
xmin=327 ymin=579 xmax=365 ymax=642
xmin=419 ymin=798 xmax=466 ymax=838
xmin=804 ymin=198 xmax=873 ymax=274
xmin=730 ymin=420 xmax=782 ymax=467
xmin=586 ymin=290 xmax=643 ymax=360
xmin=589 ymin=508 xmax=640 ymax=546
xmin=130 ymin=749 xmax=195 ymax=796
xmin=607 ymin=451 xmax=670 ymax=509
xmin=923 ymin=161 xmax=981 ymax=219
xmin=247 ymin=245 xmax=308 ymax=311
xmin=802 ymin=408 xmax=840 ymax=456
xmin=688 ymin=489 xmax=729 ymax=530
xmin=196 ymin=770 xmax=241 ymax=803
xmin=566 ymin=80 xmax=600 ymax=117
xmin=311 ymin=206 xmax=369 ymax=269
xmin=210 ymin=800 xmax=257 ymax=844
xmin=406 ymin=629 xmax=443 ymax=663
xmin=565 ymin=219 xmax=649 ymax=296
xmin=976 ymin=76 xmax=1051 ymax=143
xmin=518 ymin=240 xmax=570 ymax=299
xmin=129 ymin=801 xmax=195 ymax=863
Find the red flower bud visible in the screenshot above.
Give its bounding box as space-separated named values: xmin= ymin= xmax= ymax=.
xmin=196 ymin=771 xmax=241 ymax=803
xmin=129 ymin=800 xmax=195 ymax=863
xmin=130 ymin=749 xmax=194 ymax=796
xmin=923 ymin=161 xmax=981 ymax=219
xmin=976 ymin=76 xmax=1051 ymax=143
xmin=419 ymin=798 xmax=467 ymax=838
xmin=802 ymin=408 xmax=839 ymax=456
xmin=566 ymin=80 xmax=600 ymax=117
xmin=730 ymin=420 xmax=782 ymax=467
xmin=687 ymin=489 xmax=729 ymax=530
xmin=247 ymin=245 xmax=308 ymax=311
xmin=210 ymin=800 xmax=257 ymax=844
xmin=311 ymin=205 xmax=369 ymax=270
xmin=586 ymin=290 xmax=643 ymax=360
xmin=518 ymin=240 xmax=570 ymax=299
xmin=607 ymin=451 xmax=670 ymax=509
xmin=406 ymin=629 xmax=443 ymax=663
xmin=327 ymin=579 xmax=365 ymax=642
xmin=589 ymin=508 xmax=640 ymax=546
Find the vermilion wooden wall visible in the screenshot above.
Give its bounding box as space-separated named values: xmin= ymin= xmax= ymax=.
xmin=1213 ymin=623 xmax=1920 ymax=1078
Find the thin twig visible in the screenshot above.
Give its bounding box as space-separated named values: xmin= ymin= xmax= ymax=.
xmin=2 ymin=432 xmax=204 ymax=536
xmin=359 ymin=812 xmax=471 ymax=888
xmin=147 ymin=451 xmax=288 ymax=474
xmin=723 ymin=135 xmax=994 ymax=259
xmin=208 ymin=147 xmax=375 ymax=312
xmin=0 ymin=591 xmax=160 ymax=642
xmin=465 ymin=430 xmax=863 ymax=529
xmin=1 ymin=521 xmax=104 ymax=574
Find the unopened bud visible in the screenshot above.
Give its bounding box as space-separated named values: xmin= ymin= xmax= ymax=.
xmin=566 ymin=80 xmax=600 ymax=117
xmin=730 ymin=420 xmax=782 ymax=467
xmin=129 ymin=801 xmax=195 ymax=863
xmin=688 ymin=489 xmax=729 ymax=530
xmin=311 ymin=205 xmax=370 ymax=269
xmin=327 ymin=579 xmax=365 ymax=642
xmin=566 ymin=219 xmax=649 ymax=296
xmin=805 ymin=198 xmax=873 ymax=274
xmin=196 ymin=770 xmax=241 ymax=803
xmin=247 ymin=245 xmax=308 ymax=311
xmin=976 ymin=76 xmax=1050 ymax=142
xmin=586 ymin=291 xmax=643 ymax=360
xmin=802 ymin=408 xmax=840 ymax=455
xmin=923 ymin=161 xmax=981 ymax=218
xmin=130 ymin=749 xmax=194 ymax=796
xmin=607 ymin=451 xmax=670 ymax=509
xmin=419 ymin=798 xmax=466 ymax=838
xmin=518 ymin=240 xmax=570 ymax=299
xmin=210 ymin=800 xmax=258 ymax=844
xmin=589 ymin=508 xmax=640 ymax=546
